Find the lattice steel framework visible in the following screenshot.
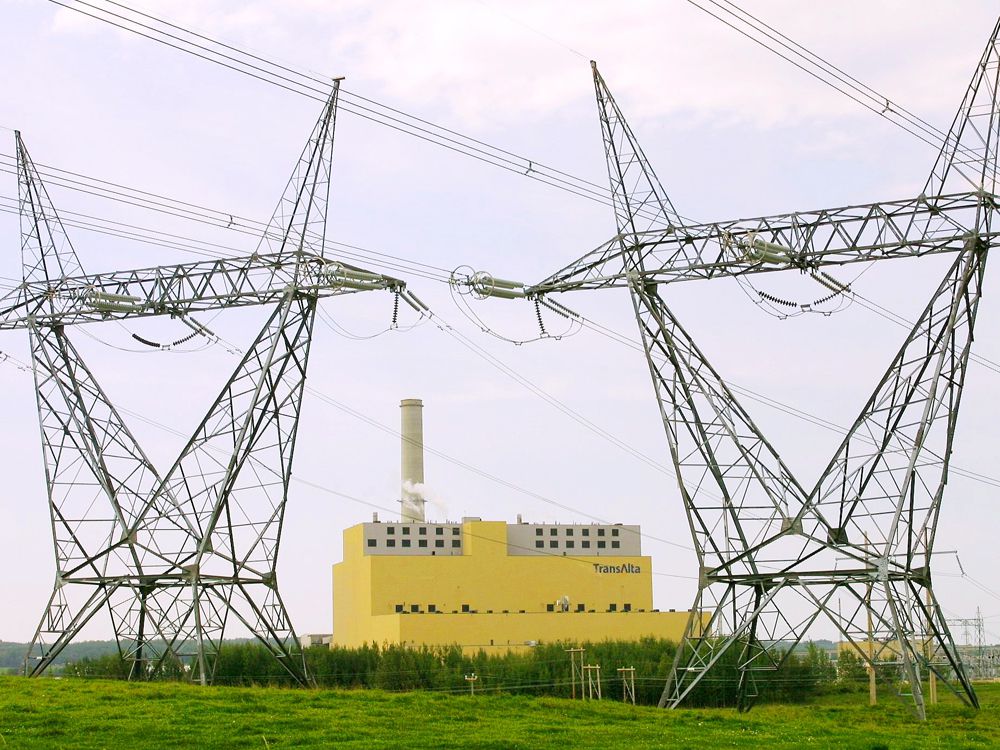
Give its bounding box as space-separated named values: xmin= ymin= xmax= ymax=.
xmin=526 ymin=20 xmax=1000 ymax=719
xmin=5 ymin=81 xmax=406 ymax=684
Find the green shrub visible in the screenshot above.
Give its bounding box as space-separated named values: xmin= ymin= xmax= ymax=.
xmin=54 ymin=637 xmax=851 ymax=707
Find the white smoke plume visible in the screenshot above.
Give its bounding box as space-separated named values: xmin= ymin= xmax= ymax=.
xmin=401 ymin=479 xmax=449 ymax=519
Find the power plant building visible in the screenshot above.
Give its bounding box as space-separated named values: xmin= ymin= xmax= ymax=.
xmin=331 ymin=399 xmax=694 ymax=653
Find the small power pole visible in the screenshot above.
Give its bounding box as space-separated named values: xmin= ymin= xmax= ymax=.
xmin=565 ymin=647 xmax=585 ymax=699
xmin=464 ymin=673 xmax=478 ymax=695
xmin=617 ymin=666 xmax=636 ymax=704
xmin=583 ymin=664 xmax=602 ymax=700
xmin=947 ymin=607 xmax=988 ymax=681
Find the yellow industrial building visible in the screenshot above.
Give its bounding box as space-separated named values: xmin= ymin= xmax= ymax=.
xmin=332 ymin=516 xmax=693 ymax=653
xmin=331 ymin=398 xmax=694 ymax=653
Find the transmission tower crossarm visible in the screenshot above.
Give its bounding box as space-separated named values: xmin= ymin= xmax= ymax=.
xmin=0 ymin=251 xmax=404 ymax=330
xmin=527 ymin=191 xmax=992 ymax=294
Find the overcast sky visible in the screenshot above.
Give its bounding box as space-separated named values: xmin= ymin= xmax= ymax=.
xmin=1 ymin=0 xmax=999 ymax=645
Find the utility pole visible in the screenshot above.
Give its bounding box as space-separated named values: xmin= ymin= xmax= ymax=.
xmin=617 ymin=666 xmax=636 ymax=704
xmin=976 ymin=607 xmax=987 ymax=680
xmin=565 ymin=647 xmax=585 ymax=699
xmin=583 ymin=664 xmax=602 ymax=700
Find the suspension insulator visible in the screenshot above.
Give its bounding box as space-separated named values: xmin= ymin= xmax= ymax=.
xmin=534 ymin=299 xmax=547 ymax=336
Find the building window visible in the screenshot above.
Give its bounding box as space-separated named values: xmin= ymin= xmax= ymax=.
xmin=387 ymin=539 xmax=396 ymax=548
xmin=436 ymin=527 xmax=444 ymax=535
xmin=367 ymin=539 xmax=376 ymax=547
xmin=419 ymin=526 xmax=427 ymax=535
xmin=582 ymin=528 xmax=590 ymax=536
xmin=597 ymin=541 xmax=606 ymax=549
xmin=418 ymin=539 xmax=427 ymax=548
xmin=395 ymin=604 xmax=403 ymax=613
xmin=546 ymin=603 xmax=555 ymax=612
xmin=598 ymin=528 xmax=605 ymax=537
xmin=462 ymin=604 xmax=470 ymax=613
xmin=623 ymin=603 xmax=632 ymax=612
xmin=550 ymin=528 xmax=557 ymax=536
xmin=429 ymin=604 xmax=437 ymax=613
xmin=402 ymin=526 xmax=411 ymax=535
xmin=452 ymin=528 xmax=460 ymax=535
xmin=576 ymin=603 xmax=585 ymax=612
xmin=435 ymin=540 xmax=444 ymax=548
xmin=612 ymin=541 xmax=620 ymax=549
xmin=566 ymin=528 xmax=573 ymax=536
xmin=535 ymin=528 xmax=543 ymax=536
xmin=387 ymin=526 xmax=395 ymax=535
xmin=612 ymin=528 xmax=620 ymax=537
xmin=582 ymin=541 xmax=590 ymax=549
xmin=535 ymin=541 xmax=544 ymax=548
xmin=566 ymin=541 xmax=575 ymax=549
xmin=411 ymin=604 xmax=419 ymax=613
xmin=402 ymin=539 xmax=411 ymax=548
xmin=549 ymin=541 xmax=558 ymax=548
xmin=452 ymin=540 xmax=461 ymax=548
xmin=609 ymin=603 xmax=617 ymax=612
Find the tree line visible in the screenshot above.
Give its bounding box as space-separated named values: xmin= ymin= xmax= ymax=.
xmin=56 ymin=638 xmax=890 ymax=707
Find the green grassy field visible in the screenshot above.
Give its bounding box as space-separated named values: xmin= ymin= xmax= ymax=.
xmin=0 ymin=677 xmax=997 ymax=749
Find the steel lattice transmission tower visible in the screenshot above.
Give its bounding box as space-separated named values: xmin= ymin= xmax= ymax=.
xmin=4 ymin=80 xmax=410 ymax=684
xmin=525 ymin=19 xmax=1000 ymax=719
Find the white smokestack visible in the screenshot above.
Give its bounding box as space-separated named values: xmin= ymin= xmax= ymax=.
xmin=400 ymin=398 xmax=425 ymax=522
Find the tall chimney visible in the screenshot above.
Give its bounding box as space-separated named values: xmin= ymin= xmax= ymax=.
xmin=400 ymin=398 xmax=425 ymax=522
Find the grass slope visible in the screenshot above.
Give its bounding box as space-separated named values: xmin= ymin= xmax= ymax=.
xmin=0 ymin=677 xmax=997 ymax=749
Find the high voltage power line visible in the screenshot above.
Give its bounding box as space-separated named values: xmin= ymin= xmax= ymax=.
xmin=45 ymin=0 xmax=965 ymax=210
xmin=0 ymin=153 xmax=453 ymax=284
xmin=682 ymin=0 xmax=962 ymax=154
xmin=4 ymin=159 xmax=1000 ymax=491
xmin=0 ymin=194 xmax=448 ymax=285
xmin=44 ymin=0 xmax=634 ymax=214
